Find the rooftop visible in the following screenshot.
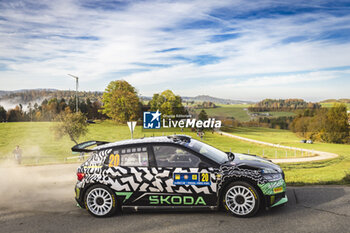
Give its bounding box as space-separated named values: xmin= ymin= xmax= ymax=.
xmin=94 ymin=135 xmax=191 ymax=150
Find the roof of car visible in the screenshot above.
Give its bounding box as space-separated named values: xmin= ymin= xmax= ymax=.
xmin=94 ymin=135 xmax=191 ymax=150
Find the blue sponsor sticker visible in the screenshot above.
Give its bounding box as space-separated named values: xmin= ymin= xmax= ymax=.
xmin=173 ymin=173 xmax=211 ymax=186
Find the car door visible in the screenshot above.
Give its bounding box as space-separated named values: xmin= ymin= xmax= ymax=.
xmin=150 ymin=144 xmax=218 ymax=207
xmin=104 ymin=145 xmax=160 ymax=205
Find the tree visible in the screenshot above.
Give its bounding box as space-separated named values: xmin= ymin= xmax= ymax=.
xmin=324 ymin=104 xmax=349 ymax=143
xmin=7 ymin=106 xmax=23 ymax=122
xmin=149 ymin=90 xmax=185 ymax=115
xmin=0 ymin=106 xmax=6 ymax=122
xmin=101 ymin=80 xmax=140 ymax=123
xmin=53 ymin=109 xmax=88 ymax=144
xmin=198 ymin=109 xmax=208 ymax=121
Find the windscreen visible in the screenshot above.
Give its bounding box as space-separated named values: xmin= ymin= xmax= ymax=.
xmin=186 ymin=139 xmax=228 ymax=164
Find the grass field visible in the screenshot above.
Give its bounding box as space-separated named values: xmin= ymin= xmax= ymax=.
xmin=0 ymin=121 xmax=305 ymax=164
xmin=194 ymin=104 xmax=297 ymax=122
xmin=223 ymin=127 xmax=350 ymax=185
xmin=320 ymin=102 xmax=350 ymax=109
xmin=1 ymin=122 xmax=349 ymax=185
xmin=194 ymin=104 xmax=251 ymax=122
xmin=251 ymin=111 xmax=296 ymax=117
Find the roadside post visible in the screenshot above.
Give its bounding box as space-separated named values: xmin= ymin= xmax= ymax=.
xmin=127 ymin=121 xmax=137 ymax=139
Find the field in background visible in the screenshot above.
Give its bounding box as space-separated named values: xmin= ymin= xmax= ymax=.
xmin=193 ymin=104 xmax=251 ymax=122
xmin=194 ymin=104 xmax=297 ymax=122
xmin=251 ymin=111 xmax=296 ymax=117
xmin=320 ymin=102 xmax=350 ymax=109
xmin=222 ymin=127 xmax=350 ymax=185
xmin=0 ymin=122 xmax=349 ymax=185
xmin=0 ymin=121 xmax=308 ymax=164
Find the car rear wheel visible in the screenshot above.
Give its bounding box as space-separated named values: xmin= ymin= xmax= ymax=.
xmin=223 ymin=181 xmax=260 ymax=217
xmin=84 ymin=184 xmax=117 ymax=217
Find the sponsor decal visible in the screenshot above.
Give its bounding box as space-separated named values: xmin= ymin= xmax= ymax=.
xmin=149 ymin=195 xmax=206 ymax=205
xmin=273 ymin=187 xmax=283 ymax=194
xmin=258 ymin=180 xmax=286 ymax=195
xmin=173 ymin=172 xmax=211 ymax=186
xmin=115 ymin=192 xmax=133 ymax=203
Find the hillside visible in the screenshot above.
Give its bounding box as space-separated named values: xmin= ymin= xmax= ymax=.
xmin=182 ymin=95 xmax=254 ymax=105
xmin=0 ymin=89 xmax=254 ymax=110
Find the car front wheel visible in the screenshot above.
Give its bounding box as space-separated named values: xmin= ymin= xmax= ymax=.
xmin=84 ymin=184 xmax=117 ymax=217
xmin=223 ymin=181 xmax=260 ymax=217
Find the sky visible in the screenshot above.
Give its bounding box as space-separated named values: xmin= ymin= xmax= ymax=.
xmin=0 ymin=0 xmax=350 ymax=101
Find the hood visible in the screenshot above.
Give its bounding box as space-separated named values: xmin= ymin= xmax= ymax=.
xmin=228 ymin=153 xmax=282 ymax=172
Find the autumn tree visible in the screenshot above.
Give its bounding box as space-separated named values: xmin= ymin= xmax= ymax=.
xmin=324 ymin=103 xmax=349 ymax=143
xmin=149 ymin=90 xmax=185 ymax=115
xmin=53 ymin=109 xmax=88 ymax=144
xmin=101 ymin=80 xmax=140 ymax=123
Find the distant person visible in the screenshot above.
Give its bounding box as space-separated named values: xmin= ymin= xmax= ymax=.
xmin=13 ymin=145 xmax=22 ymax=165
xmin=200 ymin=131 xmax=204 ymax=140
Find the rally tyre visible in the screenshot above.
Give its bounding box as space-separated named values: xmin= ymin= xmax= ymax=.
xmin=223 ymin=181 xmax=260 ymax=217
xmin=84 ymin=184 xmax=117 ymax=217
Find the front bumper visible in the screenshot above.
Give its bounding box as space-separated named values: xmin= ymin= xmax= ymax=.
xmin=271 ymin=194 xmax=288 ymax=207
xmin=266 ymin=192 xmax=288 ymax=208
xmin=258 ymin=179 xmax=288 ymax=208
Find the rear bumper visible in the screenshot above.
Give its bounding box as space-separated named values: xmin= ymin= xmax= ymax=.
xmin=75 ymin=186 xmax=85 ymax=208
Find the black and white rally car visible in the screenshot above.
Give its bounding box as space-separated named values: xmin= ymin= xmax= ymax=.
xmin=73 ymin=135 xmax=287 ymax=217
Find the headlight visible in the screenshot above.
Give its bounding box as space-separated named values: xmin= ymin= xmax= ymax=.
xmin=261 ymin=168 xmax=278 ymax=174
xmin=261 ymin=168 xmax=282 ymax=181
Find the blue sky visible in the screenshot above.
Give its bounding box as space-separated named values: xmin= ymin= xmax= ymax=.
xmin=1 ymin=0 xmax=350 ymax=101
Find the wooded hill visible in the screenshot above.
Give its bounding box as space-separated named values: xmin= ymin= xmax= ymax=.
xmin=249 ymin=99 xmax=321 ymax=112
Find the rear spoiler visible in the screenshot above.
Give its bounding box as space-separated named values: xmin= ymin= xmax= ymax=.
xmin=71 ymin=140 xmax=110 ymax=153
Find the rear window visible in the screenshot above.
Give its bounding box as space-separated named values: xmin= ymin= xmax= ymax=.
xmin=105 ymin=147 xmax=149 ymax=167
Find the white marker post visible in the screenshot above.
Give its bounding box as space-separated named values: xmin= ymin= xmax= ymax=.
xmin=127 ymin=121 xmax=137 ymax=139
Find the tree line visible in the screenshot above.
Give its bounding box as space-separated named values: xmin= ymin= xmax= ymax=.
xmin=0 ymin=89 xmax=102 ymax=103
xmin=0 ymin=80 xmax=188 ymax=123
xmin=249 ymin=98 xmax=321 ymax=112
xmin=0 ymin=97 xmax=104 ymax=122
xmin=290 ymin=104 xmax=349 ymax=143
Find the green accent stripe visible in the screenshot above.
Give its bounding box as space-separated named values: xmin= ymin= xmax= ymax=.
xmin=116 ymin=192 xmax=133 ymax=203
xmin=271 ymin=196 xmax=288 ymax=207
xmin=258 ymin=179 xmax=286 ymax=195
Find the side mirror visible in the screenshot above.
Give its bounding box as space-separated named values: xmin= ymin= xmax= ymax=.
xmin=227 ymin=152 xmax=235 ymax=160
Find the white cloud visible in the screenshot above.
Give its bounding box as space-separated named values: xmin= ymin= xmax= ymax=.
xmin=0 ymin=0 xmax=349 ymax=101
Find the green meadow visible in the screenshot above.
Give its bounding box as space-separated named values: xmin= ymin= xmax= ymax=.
xmin=223 ymin=127 xmax=350 ymax=185
xmin=0 ymin=122 xmax=349 ymax=185
xmin=194 ymin=104 xmax=251 ymax=122
xmin=194 ymin=104 xmax=297 ymax=122
xmin=0 ymin=121 xmax=303 ymax=163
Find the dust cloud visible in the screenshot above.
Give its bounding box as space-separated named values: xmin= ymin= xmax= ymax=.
xmin=0 ymin=160 xmax=78 ymax=215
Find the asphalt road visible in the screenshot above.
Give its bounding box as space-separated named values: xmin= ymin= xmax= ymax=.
xmin=0 ymin=164 xmax=349 ymax=233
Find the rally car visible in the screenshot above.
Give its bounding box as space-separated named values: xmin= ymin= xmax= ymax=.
xmin=73 ymin=135 xmax=287 ymax=217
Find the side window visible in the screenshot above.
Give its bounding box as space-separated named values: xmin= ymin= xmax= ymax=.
xmin=153 ymin=145 xmax=201 ymax=168
xmin=107 ymin=147 xmax=148 ymax=167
